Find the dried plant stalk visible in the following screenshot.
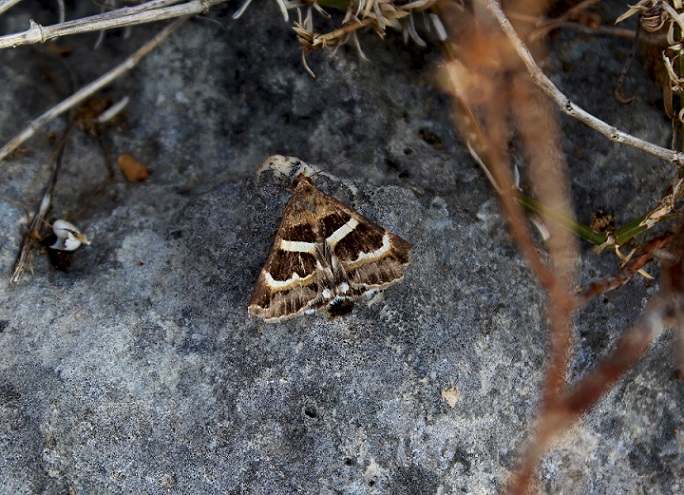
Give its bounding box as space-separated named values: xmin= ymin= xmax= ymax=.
xmin=438 ymin=3 xmax=580 ymax=456
xmin=509 ymin=33 xmax=577 ymax=404
xmin=0 ymin=0 xmax=226 ymax=50
xmin=436 ymin=0 xmax=678 ymax=492
xmin=507 ymin=289 xmax=668 ymax=494
xmin=7 ymin=16 xmax=189 ymax=283
xmin=0 ymin=0 xmax=23 ymax=16
xmin=0 ymin=16 xmax=189 ymax=166
xmin=578 ymin=234 xmax=672 ymax=305
xmin=10 ymin=128 xmax=71 ymax=285
xmin=483 ymin=0 xmax=684 ymax=166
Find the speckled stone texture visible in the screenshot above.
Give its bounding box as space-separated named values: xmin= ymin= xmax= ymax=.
xmin=0 ymin=1 xmax=682 ymax=494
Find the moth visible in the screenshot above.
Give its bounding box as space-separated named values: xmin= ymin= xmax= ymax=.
xmin=249 ymin=160 xmax=411 ymax=322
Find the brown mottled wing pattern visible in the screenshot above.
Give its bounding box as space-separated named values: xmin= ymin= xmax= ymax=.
xmin=249 ymin=175 xmax=411 ymax=322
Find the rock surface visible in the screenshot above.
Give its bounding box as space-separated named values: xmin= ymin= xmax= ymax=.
xmin=0 ymin=1 xmax=682 ymax=494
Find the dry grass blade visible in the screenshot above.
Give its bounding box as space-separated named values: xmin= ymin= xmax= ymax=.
xmin=482 ymin=0 xmax=684 ymax=166
xmin=0 ymin=16 xmax=189 ymax=167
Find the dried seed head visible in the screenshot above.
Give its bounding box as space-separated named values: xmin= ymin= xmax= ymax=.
xmin=641 ymin=1 xmax=667 ymax=32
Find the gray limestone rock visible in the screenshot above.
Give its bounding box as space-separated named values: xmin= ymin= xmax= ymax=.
xmin=0 ymin=1 xmax=682 ymax=494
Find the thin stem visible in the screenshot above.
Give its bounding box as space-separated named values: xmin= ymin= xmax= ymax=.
xmin=0 ymin=0 xmax=23 ymax=16
xmin=518 ymin=193 xmax=607 ymax=245
xmin=0 ymin=0 xmax=225 ymax=50
xmin=0 ymin=16 xmax=189 ymax=166
xmin=482 ymin=0 xmax=684 ymax=166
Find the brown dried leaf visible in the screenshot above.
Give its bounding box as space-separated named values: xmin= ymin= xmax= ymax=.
xmin=117 ymin=153 xmax=150 ymax=182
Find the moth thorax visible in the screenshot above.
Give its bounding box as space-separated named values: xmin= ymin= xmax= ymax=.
xmin=292 ymin=174 xmax=314 ymax=189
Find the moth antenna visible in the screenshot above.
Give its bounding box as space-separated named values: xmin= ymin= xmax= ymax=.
xmin=312 ymin=149 xmax=373 ymax=177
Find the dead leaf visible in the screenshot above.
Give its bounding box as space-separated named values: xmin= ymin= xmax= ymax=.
xmin=117 ymin=153 xmax=150 ymax=182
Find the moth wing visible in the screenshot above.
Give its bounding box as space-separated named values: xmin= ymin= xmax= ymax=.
xmin=249 ymin=189 xmax=326 ymax=322
xmin=319 ymin=195 xmax=411 ymax=292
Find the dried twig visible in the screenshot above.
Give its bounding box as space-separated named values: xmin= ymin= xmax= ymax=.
xmin=436 ymin=0 xmax=678 ymax=492
xmin=482 ymin=0 xmax=684 ymax=166
xmin=439 ymin=1 xmax=580 ymax=440
xmin=508 ymin=293 xmax=668 ymax=494
xmin=0 ymin=0 xmax=23 ymax=16
xmin=10 ymin=126 xmax=72 ymax=285
xmin=578 ymin=234 xmax=672 ymax=305
xmin=7 ymin=15 xmax=190 ymax=283
xmin=0 ymin=0 xmax=226 ymax=50
xmin=455 ymin=2 xmax=682 ymax=492
xmin=507 ymin=221 xmax=683 ymax=492
xmin=292 ymin=0 xmax=438 ymax=76
xmin=437 ymin=3 xmax=559 ymax=293
xmin=511 ymin=72 xmax=578 ymax=404
xmin=0 ymin=16 xmax=189 ymax=166
xmin=512 ymin=0 xmax=602 ymax=41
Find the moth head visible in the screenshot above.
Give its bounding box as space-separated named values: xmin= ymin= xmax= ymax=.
xmin=256 ymin=156 xmax=317 ymax=182
xmin=292 ymin=173 xmax=314 ymax=189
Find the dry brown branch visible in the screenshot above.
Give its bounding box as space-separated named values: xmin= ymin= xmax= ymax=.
xmin=7 ymin=14 xmax=190 ymax=283
xmin=0 ymin=0 xmax=225 ymax=50
xmin=438 ymin=0 xmax=581 ymax=443
xmin=436 ymin=0 xmax=679 ymax=492
xmin=437 ymin=2 xmax=559 ymax=293
xmin=512 ymin=0 xmax=602 ymax=41
xmin=506 ymin=0 xmax=578 ymax=406
xmin=501 ymin=223 xmax=677 ymax=494
xmin=578 ymin=234 xmax=672 ymax=305
xmin=507 ymin=292 xmax=666 ymax=494
xmin=511 ymin=73 xmax=577 ymax=402
xmin=0 ymin=16 xmax=189 ymax=166
xmin=292 ymin=0 xmax=438 ymax=76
